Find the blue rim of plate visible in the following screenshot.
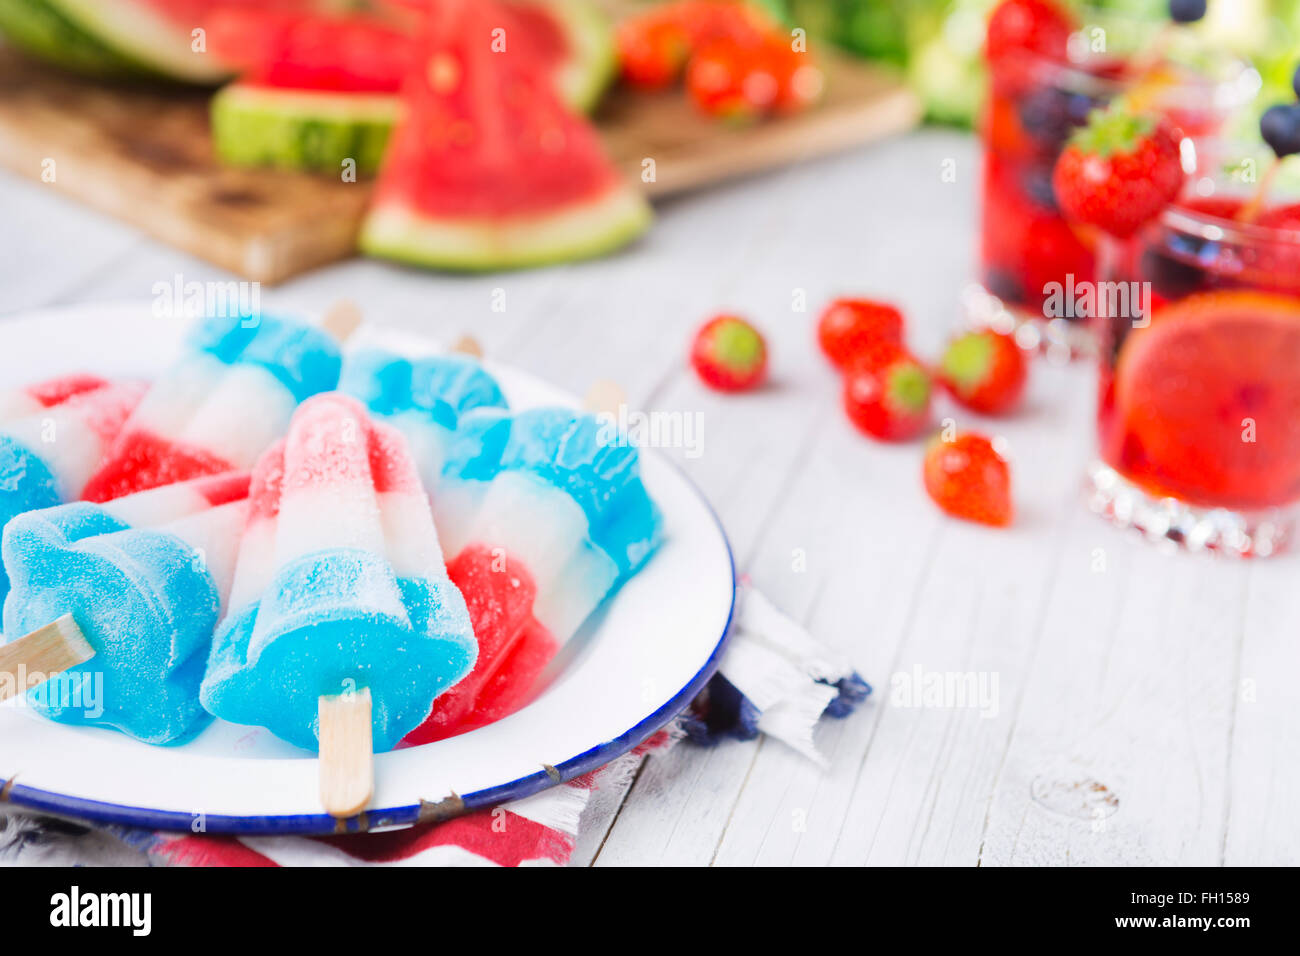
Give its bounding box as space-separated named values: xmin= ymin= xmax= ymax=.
xmin=0 ymin=463 xmax=737 ymax=837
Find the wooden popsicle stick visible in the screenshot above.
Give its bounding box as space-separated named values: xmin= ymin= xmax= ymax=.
xmin=450 ymin=334 xmax=483 ymax=358
xmin=319 ymin=687 xmax=374 ymax=819
xmin=1237 ymin=158 xmax=1282 ymax=225
xmin=0 ymin=615 xmax=95 ymax=703
xmin=320 ymin=299 xmax=363 ymax=343
xmin=583 ymin=379 xmax=626 ymax=417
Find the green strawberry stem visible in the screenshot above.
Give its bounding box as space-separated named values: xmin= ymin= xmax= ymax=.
xmin=888 ymin=363 xmax=930 ymax=412
xmin=1071 ymin=107 xmax=1154 ymax=157
xmin=712 ymin=319 xmax=763 ymax=372
xmin=941 ymin=333 xmax=992 ymax=392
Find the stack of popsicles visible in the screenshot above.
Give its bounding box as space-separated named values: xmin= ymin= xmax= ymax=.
xmin=0 ymin=327 xmax=664 ymax=819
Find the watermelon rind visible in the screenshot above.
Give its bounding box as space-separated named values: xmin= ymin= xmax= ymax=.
xmin=212 ymin=82 xmax=400 ymax=174
xmin=40 ymin=0 xmax=231 ymax=83
xmin=539 ymin=0 xmax=617 ymax=113
xmin=0 ymin=0 xmax=147 ymax=76
xmin=359 ymin=185 xmax=653 ymax=272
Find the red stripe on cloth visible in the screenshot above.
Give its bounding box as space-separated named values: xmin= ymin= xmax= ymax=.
xmin=317 ymin=805 xmax=574 ymax=867
xmin=564 ymin=729 xmax=673 ymax=791
xmin=153 ymin=834 xmax=280 ymax=867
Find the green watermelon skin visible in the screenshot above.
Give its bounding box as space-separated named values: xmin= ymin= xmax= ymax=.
xmin=211 ymin=83 xmax=399 ymax=174
xmin=0 ymin=0 xmax=232 ymax=82
xmin=42 ymin=0 xmax=231 ymax=82
xmin=0 ymin=0 xmax=149 ymax=77
xmin=360 ymin=186 xmax=653 ymax=273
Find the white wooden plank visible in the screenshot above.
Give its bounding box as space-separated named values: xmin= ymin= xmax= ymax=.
xmin=595 ymin=131 xmax=980 ymax=865
xmin=978 ymin=525 xmax=1251 ymax=865
xmin=709 ymin=353 xmax=1088 ymax=866
xmin=0 ymin=168 xmax=142 ymax=315
xmin=1222 ymin=556 xmax=1300 ymax=865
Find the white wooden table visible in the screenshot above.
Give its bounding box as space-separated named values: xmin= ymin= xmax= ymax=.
xmin=2 ymin=129 xmax=1296 ymax=866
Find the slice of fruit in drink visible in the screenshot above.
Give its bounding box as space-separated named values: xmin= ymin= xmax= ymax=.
xmin=1113 ymin=291 xmax=1300 ymax=509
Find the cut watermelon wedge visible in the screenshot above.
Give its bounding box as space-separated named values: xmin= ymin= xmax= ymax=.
xmin=1112 ymin=291 xmax=1300 ymax=510
xmin=359 ymin=0 xmax=651 ymax=271
xmin=205 ymin=0 xmax=615 ymax=173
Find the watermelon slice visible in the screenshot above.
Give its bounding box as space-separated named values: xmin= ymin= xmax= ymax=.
xmin=206 ymin=0 xmax=616 ymax=174
xmin=359 ymin=0 xmax=651 ymax=271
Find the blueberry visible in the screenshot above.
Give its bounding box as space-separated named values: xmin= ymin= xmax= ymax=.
xmin=1017 ymin=87 xmax=1074 ymax=149
xmin=1169 ymin=0 xmax=1207 ymax=24
xmin=1066 ymin=92 xmax=1102 ymax=126
xmin=1022 ymin=165 xmax=1060 ymax=211
xmin=985 ymin=268 xmax=1027 ymax=306
xmin=1261 ymin=103 xmax=1300 ymax=158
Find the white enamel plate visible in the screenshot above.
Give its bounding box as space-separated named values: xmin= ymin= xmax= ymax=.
xmin=0 ymin=304 xmax=735 ymax=834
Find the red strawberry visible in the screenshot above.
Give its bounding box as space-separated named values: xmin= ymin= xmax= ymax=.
xmin=766 ymin=36 xmax=825 ymax=114
xmin=676 ymin=0 xmax=773 ymax=47
xmin=923 ymin=433 xmax=1013 ymax=527
xmin=937 ymin=329 xmax=1028 ymax=415
xmin=816 ymin=298 xmax=905 ymax=370
xmin=843 ymin=345 xmax=932 ymax=441
xmin=691 ymin=314 xmax=767 ymax=391
xmin=1052 ymin=106 xmax=1187 ymax=239
xmin=985 ymin=0 xmax=1072 ymax=62
xmin=686 ymin=37 xmax=779 ymax=121
xmin=618 ymin=13 xmax=691 ymax=90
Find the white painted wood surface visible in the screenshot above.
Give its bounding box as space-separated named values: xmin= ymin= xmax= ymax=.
xmin=1 ymin=129 xmax=1296 ymax=866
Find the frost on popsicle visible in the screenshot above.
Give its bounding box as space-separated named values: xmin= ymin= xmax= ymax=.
xmin=199 ymin=394 xmax=476 ymax=753
xmin=1 ymin=472 xmax=251 ymax=745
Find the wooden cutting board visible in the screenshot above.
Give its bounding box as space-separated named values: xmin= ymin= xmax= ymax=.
xmin=0 ymin=44 xmax=919 ymax=283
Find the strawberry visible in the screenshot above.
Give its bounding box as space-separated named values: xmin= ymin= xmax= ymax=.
xmin=923 ymin=433 xmax=1013 ymax=527
xmin=766 ymin=36 xmax=825 ymax=114
xmin=842 ymin=345 xmax=932 ymax=441
xmin=1052 ymin=105 xmax=1187 ymax=239
xmin=816 ymin=298 xmax=905 ymax=370
xmin=676 ymin=0 xmax=773 ymax=47
xmin=691 ymin=314 xmax=767 ymax=391
xmin=618 ymin=13 xmax=691 ymax=90
xmin=937 ymin=329 xmax=1028 ymax=415
xmin=686 ymin=37 xmax=779 ymax=121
